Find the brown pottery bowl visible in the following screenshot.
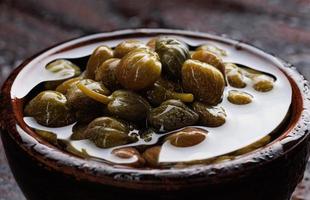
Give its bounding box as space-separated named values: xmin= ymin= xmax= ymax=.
xmin=0 ymin=29 xmax=310 ymax=200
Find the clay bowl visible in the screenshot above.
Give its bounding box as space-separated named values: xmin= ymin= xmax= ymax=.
xmin=0 ymin=29 xmax=309 ymax=200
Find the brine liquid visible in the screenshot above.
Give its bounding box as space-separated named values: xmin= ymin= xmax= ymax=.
xmin=11 ymin=34 xmax=292 ymax=165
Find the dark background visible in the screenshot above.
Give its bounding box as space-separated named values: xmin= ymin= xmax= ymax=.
xmin=0 ymin=0 xmax=309 ymax=199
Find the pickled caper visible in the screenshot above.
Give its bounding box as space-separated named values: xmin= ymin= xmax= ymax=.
xmin=148 ymin=100 xmax=199 ymax=132
xmin=85 ymin=45 xmax=114 ymax=79
xmin=44 ymin=59 xmax=81 ymax=90
xmin=142 ymin=146 xmax=161 ymax=167
xmin=112 ymin=147 xmax=145 ymax=167
xmin=116 ymin=49 xmax=162 ymax=90
xmin=182 ymin=59 xmax=225 ymax=105
xmin=24 ymin=91 xmax=75 ymax=127
xmin=95 ymin=58 xmax=121 ymax=91
xmin=196 ymin=44 xmax=227 ymax=57
xmin=166 ymin=127 xmax=207 ymax=147
xmin=193 ymin=102 xmax=226 ymax=127
xmin=155 ymin=37 xmax=190 ymax=78
xmin=146 ymin=78 xmax=194 ymax=105
xmin=227 ymin=90 xmax=253 ymax=105
xmin=252 ymin=74 xmax=274 ymax=92
xmin=76 ymin=84 xmax=151 ymax=121
xmin=191 ymin=49 xmax=225 ymax=75
xmin=114 ymin=40 xmax=147 ymax=58
xmin=225 ymin=63 xmax=246 ymax=88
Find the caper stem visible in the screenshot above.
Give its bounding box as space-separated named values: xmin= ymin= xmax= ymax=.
xmin=77 ymin=82 xmax=111 ymax=104
xmin=56 ymin=77 xmax=81 ymax=93
xmin=170 ymin=92 xmax=194 ymax=103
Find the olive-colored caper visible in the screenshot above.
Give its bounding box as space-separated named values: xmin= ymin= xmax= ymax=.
xmin=56 ymin=77 xmax=82 ymax=94
xmin=95 ymin=58 xmax=121 ymax=91
xmin=76 ymin=84 xmax=151 ymax=121
xmin=70 ymin=123 xmax=89 ymax=140
xmin=142 ymin=146 xmax=161 ymax=167
xmin=192 ymin=102 xmax=226 ymax=127
xmin=146 ymin=78 xmax=194 ymax=105
xmin=155 ymin=37 xmax=190 ymax=78
xmin=36 ymin=130 xmax=58 ymax=145
xmin=66 ymin=79 xmax=109 ymax=123
xmin=44 ymin=59 xmax=81 ymax=90
xmin=24 ymin=91 xmax=75 ymax=127
xmin=166 ymin=127 xmax=207 ymax=147
xmin=87 ymin=116 xmax=129 ymax=132
xmin=112 ymin=147 xmax=145 ymax=167
xmin=85 ymin=45 xmax=114 ymax=79
xmin=116 ymin=49 xmax=162 ymax=90
xmin=196 ymin=44 xmax=227 ymax=57
xmin=191 ymin=49 xmax=225 ymax=75
xmin=66 ymin=79 xmax=110 ymax=110
xmin=85 ymin=117 xmax=136 ymax=148
xmin=225 ymin=63 xmax=246 ymax=88
xmin=148 ymin=100 xmax=199 ymax=132
xmin=252 ymin=74 xmax=274 ymax=92
xmin=182 ymin=59 xmax=225 ymax=105
xmin=227 ymin=90 xmax=253 ymax=105
xmin=114 ymin=40 xmax=147 ymax=58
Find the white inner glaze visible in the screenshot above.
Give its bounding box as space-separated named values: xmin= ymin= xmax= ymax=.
xmin=12 ymin=34 xmax=292 ymax=164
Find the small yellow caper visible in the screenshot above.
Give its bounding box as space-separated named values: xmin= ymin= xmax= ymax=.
xmin=225 ymin=63 xmax=246 ymax=88
xmin=253 ymin=74 xmax=274 ymax=92
xmin=166 ymin=127 xmax=207 ymax=147
xmin=227 ymin=90 xmax=253 ymax=105
xmin=114 ymin=40 xmax=147 ymax=58
xmin=112 ymin=147 xmax=145 ymax=167
xmin=196 ymin=44 xmax=227 ymax=57
xmin=191 ymin=49 xmax=225 ymax=75
xmin=142 ymin=146 xmax=161 ymax=167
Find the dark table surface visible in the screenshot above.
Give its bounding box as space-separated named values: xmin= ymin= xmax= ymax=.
xmin=0 ymin=0 xmax=309 ymax=199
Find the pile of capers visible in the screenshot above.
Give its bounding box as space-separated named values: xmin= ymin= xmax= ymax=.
xmin=24 ymin=37 xmax=275 ymax=167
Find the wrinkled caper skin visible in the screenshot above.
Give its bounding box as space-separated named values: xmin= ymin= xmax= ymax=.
xmin=193 ymin=102 xmax=226 ymax=127
xmin=227 ymin=90 xmax=253 ymax=105
xmin=85 ymin=117 xmax=136 ymax=148
xmin=85 ymin=45 xmax=114 ymax=79
xmin=148 ymin=100 xmax=199 ymax=132
xmin=182 ymin=59 xmax=225 ymax=105
xmin=66 ymin=79 xmax=109 ymax=122
xmin=191 ymin=49 xmax=225 ymax=75
xmin=95 ymin=58 xmax=121 ymax=91
xmin=44 ymin=59 xmax=81 ymax=90
xmin=146 ymin=78 xmax=190 ymax=105
xmin=253 ymin=74 xmax=274 ymax=92
xmin=225 ymin=63 xmax=246 ymax=88
xmin=25 ymin=91 xmax=75 ymax=127
xmin=70 ymin=123 xmax=89 ymax=140
xmin=166 ymin=127 xmax=207 ymax=147
xmin=196 ymin=44 xmax=227 ymax=57
xmin=114 ymin=40 xmax=147 ymax=58
xmin=107 ymin=90 xmax=151 ymax=121
xmin=116 ymin=49 xmax=162 ymax=90
xmin=155 ymin=37 xmax=190 ymax=78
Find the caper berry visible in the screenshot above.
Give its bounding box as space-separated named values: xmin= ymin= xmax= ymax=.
xmin=182 ymin=59 xmax=225 ymax=105
xmin=24 ymin=91 xmax=75 ymax=127
xmin=116 ymin=49 xmax=162 ymax=90
xmin=191 ymin=49 xmax=225 ymax=75
xmin=114 ymin=40 xmax=147 ymax=58
xmin=85 ymin=45 xmax=114 ymax=79
xmin=44 ymin=59 xmax=81 ymax=90
xmin=227 ymin=90 xmax=253 ymax=105
xmin=95 ymin=58 xmax=121 ymax=91
xmin=253 ymin=74 xmax=274 ymax=92
xmin=193 ymin=102 xmax=226 ymax=127
xmin=166 ymin=127 xmax=207 ymax=147
xmin=148 ymin=100 xmax=199 ymax=132
xmin=155 ymin=37 xmax=190 ymax=78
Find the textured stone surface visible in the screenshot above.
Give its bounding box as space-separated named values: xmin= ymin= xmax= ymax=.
xmin=0 ymin=0 xmax=309 ymax=199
